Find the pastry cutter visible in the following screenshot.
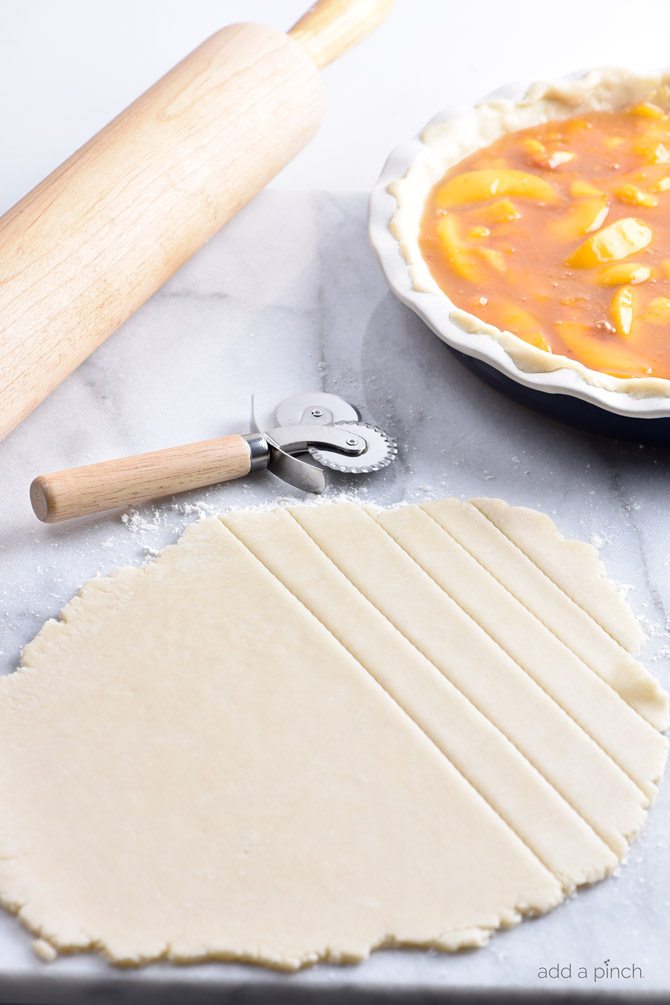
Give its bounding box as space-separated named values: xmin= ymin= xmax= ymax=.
xmin=30 ymin=392 xmax=397 ymax=523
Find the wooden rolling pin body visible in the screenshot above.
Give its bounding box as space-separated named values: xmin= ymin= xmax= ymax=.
xmin=0 ymin=23 xmax=322 ymax=441
xmin=0 ymin=1 xmax=392 ymax=441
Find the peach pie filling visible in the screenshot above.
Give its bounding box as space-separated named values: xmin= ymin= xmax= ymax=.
xmin=420 ymin=103 xmax=670 ymax=379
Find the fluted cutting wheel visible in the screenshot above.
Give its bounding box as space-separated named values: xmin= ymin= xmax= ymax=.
xmin=308 ymin=422 xmax=397 ymax=474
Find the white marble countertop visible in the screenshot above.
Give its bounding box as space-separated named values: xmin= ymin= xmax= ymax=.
xmin=0 ymin=190 xmax=669 ymax=1001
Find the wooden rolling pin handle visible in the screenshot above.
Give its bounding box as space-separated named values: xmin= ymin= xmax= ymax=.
xmin=289 ymin=0 xmax=394 ymax=68
xmin=30 ymin=434 xmax=253 ymax=524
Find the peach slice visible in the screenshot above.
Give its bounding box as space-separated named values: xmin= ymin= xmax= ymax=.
xmin=598 ymin=263 xmax=651 ymax=286
xmin=615 ymin=184 xmax=658 ymax=208
xmin=643 ymin=297 xmax=670 ymax=324
xmin=569 ymin=180 xmax=605 ymax=198
xmin=551 ymin=197 xmax=609 ymax=240
xmin=435 ymin=215 xmax=480 ymax=282
xmin=556 ymin=322 xmax=653 ymax=378
xmin=633 ymin=135 xmax=670 ymax=164
xmin=467 ymin=198 xmax=522 ymax=225
xmin=522 ymin=138 xmax=575 ymax=170
xmin=497 ymin=302 xmax=551 ymax=351
xmin=631 ymin=102 xmax=668 ymax=119
xmin=478 ymin=248 xmax=507 ymax=272
xmin=566 ymin=217 xmax=653 ymax=268
xmin=609 ymin=286 xmax=635 ymax=336
xmin=436 ymin=170 xmax=559 ymax=208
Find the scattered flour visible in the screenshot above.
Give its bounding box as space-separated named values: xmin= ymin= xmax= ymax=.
xmin=121 ymin=510 xmax=162 ymax=534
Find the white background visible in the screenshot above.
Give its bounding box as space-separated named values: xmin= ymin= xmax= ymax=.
xmin=3 ymin=0 xmax=670 ymax=212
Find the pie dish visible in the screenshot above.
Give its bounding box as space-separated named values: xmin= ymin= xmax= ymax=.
xmin=369 ymin=68 xmax=670 ymax=436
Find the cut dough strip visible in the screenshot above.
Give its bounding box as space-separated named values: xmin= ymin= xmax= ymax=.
xmin=422 ymin=499 xmax=668 ymax=730
xmin=472 ymin=497 xmax=642 ymax=653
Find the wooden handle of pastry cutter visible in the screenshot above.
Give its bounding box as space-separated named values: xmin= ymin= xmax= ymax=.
xmin=30 ymin=434 xmax=252 ymax=523
xmin=0 ymin=0 xmax=393 ymax=442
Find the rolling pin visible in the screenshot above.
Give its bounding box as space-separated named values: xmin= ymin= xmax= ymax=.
xmin=0 ymin=0 xmax=392 ymax=441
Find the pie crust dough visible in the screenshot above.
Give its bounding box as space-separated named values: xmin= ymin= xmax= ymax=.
xmin=389 ymin=68 xmax=670 ymax=397
xmin=0 ymin=499 xmax=666 ymax=969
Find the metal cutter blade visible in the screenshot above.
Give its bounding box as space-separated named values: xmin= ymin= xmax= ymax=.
xmin=308 ymin=421 xmax=397 ymax=474
xmin=250 ymin=392 xmax=397 ymax=492
xmin=274 ymin=391 xmax=360 ymax=428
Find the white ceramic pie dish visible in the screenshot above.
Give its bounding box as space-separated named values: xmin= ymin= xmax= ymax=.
xmin=368 ymin=67 xmax=670 ymax=427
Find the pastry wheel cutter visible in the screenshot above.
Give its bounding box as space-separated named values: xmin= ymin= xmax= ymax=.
xmin=30 ymin=392 xmax=397 ymax=523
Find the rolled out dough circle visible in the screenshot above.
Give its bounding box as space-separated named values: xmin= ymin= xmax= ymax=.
xmin=0 ymin=498 xmax=667 ymax=969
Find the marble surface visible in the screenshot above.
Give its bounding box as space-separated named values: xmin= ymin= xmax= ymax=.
xmin=0 ymin=191 xmax=669 ymax=1001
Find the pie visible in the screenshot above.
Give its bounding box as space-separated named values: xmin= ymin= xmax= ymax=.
xmin=390 ymin=69 xmax=670 ymax=395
